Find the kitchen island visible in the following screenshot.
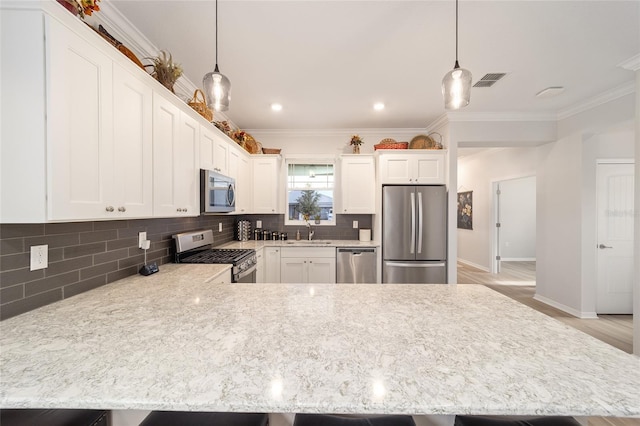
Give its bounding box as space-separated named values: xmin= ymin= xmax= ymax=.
xmin=1 ymin=264 xmax=639 ymax=419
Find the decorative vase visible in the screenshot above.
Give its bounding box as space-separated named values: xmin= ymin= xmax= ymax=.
xmin=353 ymin=145 xmax=360 ymax=154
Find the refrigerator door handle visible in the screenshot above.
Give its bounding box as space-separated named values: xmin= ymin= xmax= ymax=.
xmin=417 ymin=191 xmax=423 ymax=254
xmin=385 ymin=261 xmax=446 ymax=268
xmin=410 ymin=192 xmax=416 ymax=254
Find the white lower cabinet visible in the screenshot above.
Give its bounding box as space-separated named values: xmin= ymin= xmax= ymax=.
xmin=264 ymin=247 xmax=281 ymax=283
xmin=280 ymin=247 xmax=336 ymax=284
xmin=255 ymin=248 xmax=265 ymax=283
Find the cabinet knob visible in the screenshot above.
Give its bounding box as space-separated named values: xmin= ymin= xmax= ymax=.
xmin=106 ymin=206 xmax=114 ymax=212
xmin=118 ymin=206 xmax=126 ymax=212
xmin=177 ymin=208 xmax=182 ymax=212
xmin=184 ymin=207 xmax=188 ymax=212
xmin=344 ymin=209 xmax=347 ymax=212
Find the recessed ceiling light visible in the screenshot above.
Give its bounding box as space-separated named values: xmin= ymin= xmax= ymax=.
xmin=536 ymin=87 xmax=565 ymax=98
xmin=271 ymin=103 xmax=283 ymax=111
xmin=373 ymin=102 xmax=385 ymax=111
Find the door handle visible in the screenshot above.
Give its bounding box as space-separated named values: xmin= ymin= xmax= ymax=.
xmin=410 ymin=192 xmax=416 ymax=254
xmin=598 ymin=244 xmax=613 ymax=249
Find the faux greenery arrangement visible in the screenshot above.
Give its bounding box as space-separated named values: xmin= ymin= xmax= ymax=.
xmin=145 ymin=51 xmax=183 ymax=93
xmin=296 ymin=190 xmax=320 ymax=221
xmin=350 ymin=135 xmax=363 ymax=146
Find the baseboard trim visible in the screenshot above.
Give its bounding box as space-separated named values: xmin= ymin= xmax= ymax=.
xmin=533 ymin=294 xmax=599 ymax=319
xmin=457 ymin=258 xmax=490 ymax=272
xmin=500 ymin=257 xmax=536 ymax=262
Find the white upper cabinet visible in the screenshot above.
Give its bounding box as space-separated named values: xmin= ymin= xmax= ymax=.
xmin=200 ymin=125 xmax=231 ymax=175
xmin=111 ymin=63 xmax=154 ymax=218
xmin=228 ymin=146 xmax=252 ymax=214
xmin=152 ymin=91 xmax=199 ymax=217
xmin=378 ymin=150 xmax=446 ymax=184
xmin=47 ymin=16 xmax=115 ymax=220
xmin=252 ymin=156 xmax=281 ymax=213
xmin=340 ymin=155 xmax=375 ymax=214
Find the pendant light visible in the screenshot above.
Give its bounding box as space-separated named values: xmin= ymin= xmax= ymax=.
xmin=442 ymin=0 xmax=472 ymax=110
xmin=203 ymin=0 xmax=231 ymax=111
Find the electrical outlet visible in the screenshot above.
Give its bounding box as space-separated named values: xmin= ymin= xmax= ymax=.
xmin=353 ymin=220 xmax=358 ymax=229
xmin=30 ymin=245 xmax=48 ymax=271
xmin=219 ymin=222 xmax=223 ymax=232
xmin=256 ymin=220 xmax=262 ymax=228
xmin=138 ymin=232 xmax=147 ymax=249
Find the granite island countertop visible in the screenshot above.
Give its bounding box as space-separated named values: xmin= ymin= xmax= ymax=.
xmin=1 ymin=264 xmax=639 ymax=417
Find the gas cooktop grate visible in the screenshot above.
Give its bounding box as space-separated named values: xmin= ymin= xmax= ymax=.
xmin=179 ymin=249 xmax=254 ymax=265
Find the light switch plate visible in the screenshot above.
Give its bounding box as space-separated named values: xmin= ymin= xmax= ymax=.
xmin=30 ymin=245 xmax=48 ymax=271
xmin=138 ymin=232 xmax=147 ymax=249
xmin=256 ymin=220 xmax=262 ymax=228
xmin=353 ymin=221 xmax=358 ymax=229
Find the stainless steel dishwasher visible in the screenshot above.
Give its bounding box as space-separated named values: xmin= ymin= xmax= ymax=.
xmin=336 ymin=247 xmax=377 ymax=283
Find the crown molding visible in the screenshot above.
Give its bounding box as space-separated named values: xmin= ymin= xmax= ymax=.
xmin=445 ymin=111 xmax=557 ymax=122
xmin=557 ymin=81 xmax=635 ymax=121
xmin=618 ymin=53 xmax=640 ymax=72
xmin=244 ymin=128 xmax=427 ymax=136
xmin=93 ymin=0 xmax=234 ymax=126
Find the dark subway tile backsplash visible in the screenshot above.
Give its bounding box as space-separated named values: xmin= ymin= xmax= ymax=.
xmin=0 ymin=215 xmax=237 ymax=320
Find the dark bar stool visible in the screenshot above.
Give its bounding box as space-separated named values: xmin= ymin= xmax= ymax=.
xmin=454 ymin=415 xmax=581 ymax=426
xmin=0 ymin=409 xmax=108 ymax=426
xmin=293 ymin=414 xmax=416 ymax=426
xmin=139 ymin=411 xmax=269 ymax=426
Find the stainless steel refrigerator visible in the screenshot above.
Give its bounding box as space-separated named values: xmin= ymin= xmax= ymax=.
xmin=382 ymin=185 xmax=447 ymax=283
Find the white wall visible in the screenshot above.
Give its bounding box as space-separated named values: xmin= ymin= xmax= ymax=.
xmin=457 ymin=147 xmax=539 ymax=271
xmin=499 ymin=176 xmax=536 ymax=260
xmin=535 ymin=93 xmax=636 ymax=318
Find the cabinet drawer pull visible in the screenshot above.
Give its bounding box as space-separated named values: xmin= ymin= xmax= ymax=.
xmin=106 ymin=206 xmax=114 ymax=212
xmin=118 ymin=206 xmax=126 ymax=212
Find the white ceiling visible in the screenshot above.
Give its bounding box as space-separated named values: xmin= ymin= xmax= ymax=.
xmin=110 ymin=0 xmax=639 ymax=131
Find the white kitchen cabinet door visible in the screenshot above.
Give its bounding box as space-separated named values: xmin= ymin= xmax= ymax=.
xmin=47 ymin=17 xmax=114 ymax=220
xmin=252 ymin=157 xmax=281 ymax=213
xmin=112 ymin=63 xmax=153 ymax=218
xmin=255 ymin=248 xmax=265 ymax=283
xmin=175 ymin=112 xmax=200 ymax=215
xmin=280 ymin=258 xmax=306 ymax=283
xmin=229 ymin=148 xmax=252 ymax=214
xmin=414 ymin=152 xmax=446 ymax=184
xmin=264 ymin=247 xmax=281 ymax=283
xmin=212 ymin=135 xmax=229 ymax=175
xmin=378 ymin=151 xmax=446 ymax=184
xmin=199 ymin=125 xmax=216 ymax=171
xmin=307 ymin=257 xmax=336 ymax=283
xmin=153 ymin=92 xmax=199 ymax=217
xmin=340 ymin=155 xmax=375 ymax=214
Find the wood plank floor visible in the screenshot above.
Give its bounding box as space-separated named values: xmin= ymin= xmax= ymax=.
xmin=456 ymin=261 xmax=638 ymax=426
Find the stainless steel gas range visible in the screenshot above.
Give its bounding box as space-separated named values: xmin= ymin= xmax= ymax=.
xmin=173 ymin=230 xmax=256 ymax=283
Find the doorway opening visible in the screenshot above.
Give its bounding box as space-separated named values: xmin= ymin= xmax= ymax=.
xmin=491 ymin=176 xmax=536 ymax=281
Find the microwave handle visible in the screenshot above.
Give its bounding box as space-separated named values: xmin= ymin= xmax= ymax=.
xmin=227 ymin=183 xmax=236 ymax=206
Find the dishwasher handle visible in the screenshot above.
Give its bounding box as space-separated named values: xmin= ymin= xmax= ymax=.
xmin=337 ymin=248 xmax=376 ymax=255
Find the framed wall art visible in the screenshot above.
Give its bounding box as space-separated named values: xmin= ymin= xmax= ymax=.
xmin=457 ymin=191 xmax=473 ymax=230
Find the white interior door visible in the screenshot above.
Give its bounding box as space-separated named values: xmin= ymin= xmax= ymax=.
xmin=596 ymin=162 xmax=634 ymax=314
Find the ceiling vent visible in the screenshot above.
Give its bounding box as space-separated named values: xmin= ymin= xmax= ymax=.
xmin=473 ymin=73 xmax=507 ymax=88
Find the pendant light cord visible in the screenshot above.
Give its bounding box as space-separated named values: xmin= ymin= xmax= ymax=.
xmin=215 ymin=0 xmax=219 ymax=68
xmin=454 ymin=0 xmax=460 ymax=69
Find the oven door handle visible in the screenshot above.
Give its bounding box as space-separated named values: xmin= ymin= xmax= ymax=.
xmin=236 ymin=265 xmax=256 ymax=282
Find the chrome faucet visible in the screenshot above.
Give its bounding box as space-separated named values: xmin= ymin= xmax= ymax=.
xmin=306 ymin=222 xmax=315 ymax=241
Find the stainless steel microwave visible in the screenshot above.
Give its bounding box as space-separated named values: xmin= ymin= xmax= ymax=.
xmin=201 ymin=169 xmax=235 ymax=213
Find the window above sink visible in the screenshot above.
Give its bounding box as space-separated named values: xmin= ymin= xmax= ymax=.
xmin=285 ymin=159 xmax=335 ymax=226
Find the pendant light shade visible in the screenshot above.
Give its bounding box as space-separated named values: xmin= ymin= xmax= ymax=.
xmin=203 ymin=65 xmax=231 ymax=111
xmin=442 ymin=61 xmax=472 ymax=110
xmin=203 ymin=0 xmax=231 ymax=112
xmin=442 ymin=0 xmax=471 ymax=110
